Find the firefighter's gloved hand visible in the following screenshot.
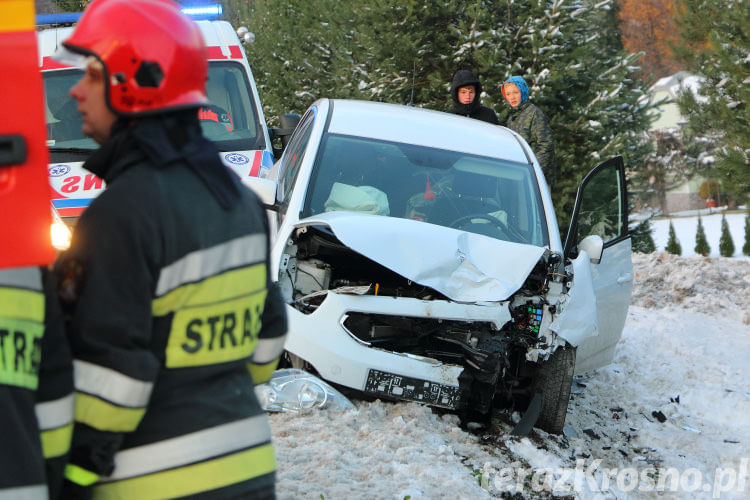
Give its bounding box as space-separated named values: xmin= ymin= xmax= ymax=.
xmin=61 ymin=464 xmax=99 ymax=500
xmin=59 ymin=479 xmax=93 ymax=500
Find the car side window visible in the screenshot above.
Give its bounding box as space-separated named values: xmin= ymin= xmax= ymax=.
xmin=575 ymin=162 xmax=625 ymax=245
xmin=277 ymin=110 xmax=315 ymax=219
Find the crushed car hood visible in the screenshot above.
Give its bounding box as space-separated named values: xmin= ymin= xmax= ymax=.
xmin=295 ymin=212 xmax=546 ymax=303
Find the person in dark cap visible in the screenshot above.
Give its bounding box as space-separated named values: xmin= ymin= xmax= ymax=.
xmin=449 ymin=69 xmax=499 ymax=124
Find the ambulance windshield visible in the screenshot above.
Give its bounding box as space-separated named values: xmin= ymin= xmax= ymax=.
xmin=44 ymin=61 xmax=265 ymax=162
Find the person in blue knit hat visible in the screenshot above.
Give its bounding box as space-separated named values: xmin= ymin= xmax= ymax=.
xmin=502 ymin=76 xmax=557 ymax=188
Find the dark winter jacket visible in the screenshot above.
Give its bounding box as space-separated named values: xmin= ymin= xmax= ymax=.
xmin=449 ymin=69 xmax=499 ymax=124
xmin=503 ymin=77 xmax=556 ymax=188
xmin=55 ymin=113 xmax=288 ymax=500
xmin=0 ymin=267 xmax=73 ymax=500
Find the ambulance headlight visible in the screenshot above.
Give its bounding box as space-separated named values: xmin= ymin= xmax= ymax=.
xmin=51 ymin=219 xmax=72 ymax=251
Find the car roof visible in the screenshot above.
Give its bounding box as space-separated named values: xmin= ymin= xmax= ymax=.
xmin=324 ymin=99 xmax=530 ymax=163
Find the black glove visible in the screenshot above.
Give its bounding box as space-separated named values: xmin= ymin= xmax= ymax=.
xmin=59 ymin=479 xmax=93 ymax=500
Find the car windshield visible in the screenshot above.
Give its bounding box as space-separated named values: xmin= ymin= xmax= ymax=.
xmin=304 ymin=134 xmax=549 ymax=247
xmin=44 ymin=61 xmax=264 ymax=162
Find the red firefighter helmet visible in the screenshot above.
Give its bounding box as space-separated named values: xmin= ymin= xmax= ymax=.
xmin=61 ymin=0 xmax=209 ymax=116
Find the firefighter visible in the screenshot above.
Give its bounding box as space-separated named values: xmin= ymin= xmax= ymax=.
xmin=0 ymin=268 xmax=75 ymax=500
xmin=0 ymin=2 xmax=75 ymax=499
xmin=53 ymin=0 xmax=288 ymax=498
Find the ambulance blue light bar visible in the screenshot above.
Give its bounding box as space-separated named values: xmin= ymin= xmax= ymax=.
xmin=36 ymin=12 xmax=82 ymax=26
xmin=181 ymin=4 xmax=223 ymax=20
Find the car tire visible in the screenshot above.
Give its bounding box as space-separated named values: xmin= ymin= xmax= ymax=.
xmin=533 ymin=345 xmax=576 ymax=434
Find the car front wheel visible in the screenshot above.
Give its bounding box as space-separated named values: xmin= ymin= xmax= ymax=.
xmin=533 ymin=345 xmax=576 ymax=434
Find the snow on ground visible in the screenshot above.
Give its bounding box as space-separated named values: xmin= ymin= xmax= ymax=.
xmin=270 ymin=215 xmax=750 ymax=499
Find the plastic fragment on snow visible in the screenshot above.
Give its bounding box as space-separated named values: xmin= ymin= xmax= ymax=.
xmin=582 ymin=428 xmax=600 ymax=440
xmin=651 ymin=410 xmax=667 ymax=423
xmin=682 ymin=425 xmax=700 ymax=433
xmin=563 ymin=426 xmax=578 ymax=438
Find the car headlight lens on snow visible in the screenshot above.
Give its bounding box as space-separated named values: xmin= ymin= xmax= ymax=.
xmin=255 ymin=368 xmax=356 ymax=413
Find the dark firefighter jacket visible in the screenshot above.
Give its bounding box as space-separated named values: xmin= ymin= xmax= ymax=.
xmin=0 ymin=267 xmax=74 ymax=500
xmin=506 ymin=100 xmax=557 ymax=189
xmin=449 ymin=69 xmax=499 ymax=124
xmin=56 ymin=113 xmax=288 ymax=500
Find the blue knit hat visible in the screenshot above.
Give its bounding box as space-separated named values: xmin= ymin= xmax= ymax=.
xmin=502 ymin=76 xmax=529 ymax=103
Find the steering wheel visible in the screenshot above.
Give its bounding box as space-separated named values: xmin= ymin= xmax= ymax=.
xmin=450 ymin=213 xmax=509 ymax=234
xmin=449 ymin=213 xmax=527 ymax=243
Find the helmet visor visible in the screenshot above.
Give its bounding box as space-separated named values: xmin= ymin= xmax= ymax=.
xmin=51 ymin=45 xmax=89 ymax=69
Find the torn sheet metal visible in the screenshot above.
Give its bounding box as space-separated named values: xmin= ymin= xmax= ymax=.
xmin=295 ymin=212 xmax=546 ymax=303
xmin=549 ymin=250 xmax=599 ymax=346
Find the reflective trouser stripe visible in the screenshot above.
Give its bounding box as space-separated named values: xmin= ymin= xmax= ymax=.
xmin=0 ymin=485 xmax=48 ymax=500
xmin=103 ymin=415 xmax=272 ymax=480
xmin=40 ymin=423 xmax=73 ymax=459
xmin=92 ymin=444 xmax=275 ymax=500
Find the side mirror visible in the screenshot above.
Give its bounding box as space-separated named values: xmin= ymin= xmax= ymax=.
xmin=578 ymin=234 xmax=603 ymax=264
xmin=242 ymin=177 xmax=279 ymax=211
xmin=270 ymin=112 xmax=301 ymax=159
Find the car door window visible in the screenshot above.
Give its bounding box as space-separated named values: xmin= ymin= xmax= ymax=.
xmin=571 ymin=157 xmax=627 ymax=247
xmin=277 ymin=110 xmax=315 ymax=220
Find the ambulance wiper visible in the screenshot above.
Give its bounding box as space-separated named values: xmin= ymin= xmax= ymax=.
xmin=48 ymin=147 xmax=95 ymax=154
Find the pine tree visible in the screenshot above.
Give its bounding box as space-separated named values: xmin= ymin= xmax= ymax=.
xmin=719 ymin=214 xmax=735 ymax=257
xmin=238 ymin=0 xmax=365 ymax=125
xmin=631 ymin=218 xmax=657 ymax=253
xmin=743 ymin=211 xmax=750 ymax=256
xmin=694 ymin=216 xmax=710 ymax=256
xmin=239 ymin=0 xmax=657 ymax=227
xmin=674 ymin=0 xmax=750 ymax=206
xmin=665 ymin=221 xmax=682 ymax=255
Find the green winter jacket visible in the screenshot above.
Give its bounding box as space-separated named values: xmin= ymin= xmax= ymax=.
xmin=506 ymin=101 xmax=556 ymax=188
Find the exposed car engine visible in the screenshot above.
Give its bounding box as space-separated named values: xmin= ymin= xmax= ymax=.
xmin=278 ymin=224 xmax=573 ymax=417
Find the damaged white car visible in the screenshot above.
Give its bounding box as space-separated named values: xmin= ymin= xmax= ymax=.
xmin=247 ymin=99 xmax=633 ymax=434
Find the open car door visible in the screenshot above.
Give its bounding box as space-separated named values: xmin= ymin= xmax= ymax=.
xmin=0 ymin=0 xmax=55 ymax=268
xmin=564 ymin=156 xmax=633 ymax=374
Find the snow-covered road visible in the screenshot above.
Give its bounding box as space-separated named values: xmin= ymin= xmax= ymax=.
xmin=270 ymin=252 xmax=750 ymax=499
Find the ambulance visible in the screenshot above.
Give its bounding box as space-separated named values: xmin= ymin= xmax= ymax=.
xmin=37 ymin=5 xmax=294 ymax=231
